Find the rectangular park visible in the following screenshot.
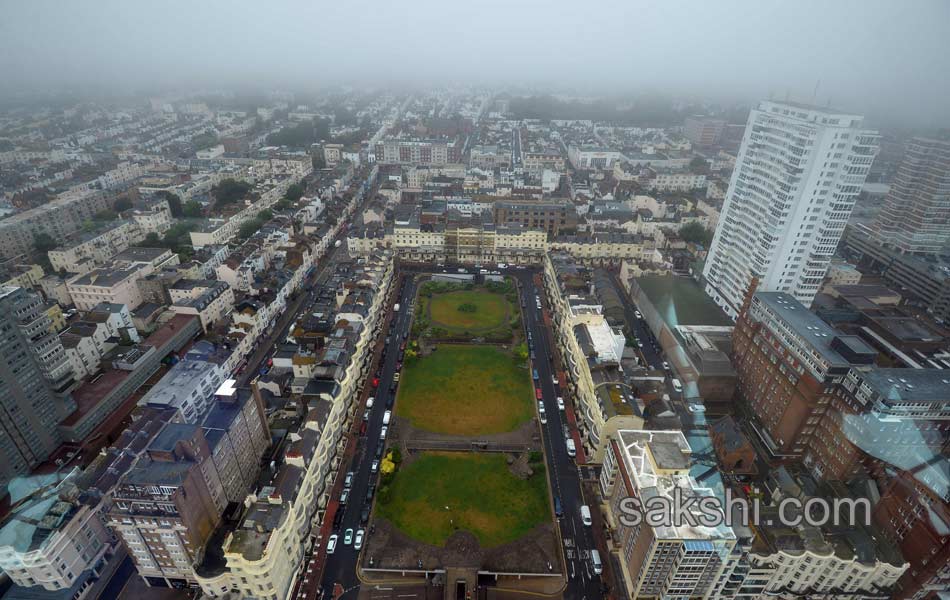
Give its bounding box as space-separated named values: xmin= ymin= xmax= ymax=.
xmin=364 ymin=276 xmax=560 ymax=575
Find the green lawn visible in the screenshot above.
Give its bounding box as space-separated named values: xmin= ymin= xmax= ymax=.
xmin=376 ymin=452 xmax=550 ymax=547
xmin=428 ymin=289 xmax=510 ymax=333
xmin=396 ymin=344 xmax=534 ymax=435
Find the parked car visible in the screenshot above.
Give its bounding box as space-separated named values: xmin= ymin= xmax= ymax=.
xmin=556 ymin=397 xmax=565 ymax=411
xmin=635 ymin=310 xmax=643 ymax=319
xmin=383 ymin=410 xmax=391 ymax=425
xmin=344 ymin=528 xmax=353 ymax=545
xmin=379 ymin=426 xmax=388 ymax=439
xmin=360 ymin=505 xmax=371 ymax=525
xmin=327 ymin=534 xmax=338 ymax=554
xmin=672 ymin=378 xmax=683 ymax=393
xmin=662 ymin=361 xmax=670 ymax=371
xmin=365 ymin=485 xmax=375 ymax=502
xmin=354 ymin=529 xmax=364 ymax=550
xmin=393 ymin=372 xmax=400 ymax=382
xmin=344 ymin=471 xmax=354 ymax=488
xmin=339 ymin=490 xmax=349 ymax=505
xmin=366 ymin=396 xmax=374 ymax=408
xmin=362 ymin=409 xmax=371 ymax=421
xmin=371 ymin=459 xmax=379 ymax=472
xmin=535 ymin=388 xmax=543 ymax=399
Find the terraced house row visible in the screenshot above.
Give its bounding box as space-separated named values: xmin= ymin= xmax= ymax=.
xmin=195 ymin=250 xmax=395 ymax=599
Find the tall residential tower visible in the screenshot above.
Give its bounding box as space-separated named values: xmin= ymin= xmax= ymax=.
xmin=0 ymin=287 xmax=76 ymax=486
xmin=703 ymin=101 xmax=878 ymax=317
xmin=870 ymin=137 xmax=950 ymax=254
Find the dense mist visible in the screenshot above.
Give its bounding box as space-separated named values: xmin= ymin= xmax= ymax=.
xmin=1 ymin=0 xmax=948 ymax=127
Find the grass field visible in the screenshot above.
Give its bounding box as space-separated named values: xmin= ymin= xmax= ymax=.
xmin=376 ymin=452 xmax=550 ymax=547
xmin=396 ymin=344 xmax=534 ymax=435
xmin=428 ymin=289 xmax=510 ymax=332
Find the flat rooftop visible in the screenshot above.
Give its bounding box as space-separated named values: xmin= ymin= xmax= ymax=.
xmin=754 ymin=292 xmax=876 ymax=368
xmin=862 ymin=368 xmax=950 ymax=405
xmin=636 ymin=275 xmax=732 ymax=328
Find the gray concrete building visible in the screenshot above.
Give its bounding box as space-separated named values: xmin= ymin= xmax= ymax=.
xmin=0 ymin=287 xmax=77 ymax=487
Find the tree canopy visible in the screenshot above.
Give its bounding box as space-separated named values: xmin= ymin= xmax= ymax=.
xmin=237 ymin=219 xmax=263 ymax=240
xmin=284 ymin=183 xmax=305 ymax=203
xmin=113 ymin=197 xmax=133 ymax=213
xmin=510 ymin=94 xmax=683 ymax=126
xmin=191 ymin=132 xmax=218 ymax=150
xmin=679 ymin=221 xmax=714 ymax=247
xmin=182 ymin=200 xmax=204 ymax=218
xmin=160 ymin=191 xmax=183 ymax=217
xmin=33 ymin=232 xmax=58 ymax=253
xmin=212 ymin=178 xmax=252 ymax=205
xmin=266 ymin=118 xmax=330 ymax=148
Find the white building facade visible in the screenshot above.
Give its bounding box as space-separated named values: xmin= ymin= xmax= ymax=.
xmin=702 ymin=101 xmax=878 ymax=318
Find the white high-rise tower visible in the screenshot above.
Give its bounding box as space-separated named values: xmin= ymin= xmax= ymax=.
xmin=703 ymin=101 xmax=878 ymax=318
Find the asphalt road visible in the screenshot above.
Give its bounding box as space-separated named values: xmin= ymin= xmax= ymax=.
xmin=317 ymin=273 xmax=420 ymax=596
xmin=512 ymin=127 xmax=522 ymax=168
xmin=514 ymin=272 xmax=603 ymax=600
xmin=239 ymin=165 xmax=378 ymax=387
xmin=236 ymin=238 xmax=348 ymax=387
xmin=604 ymin=271 xmax=685 ymax=408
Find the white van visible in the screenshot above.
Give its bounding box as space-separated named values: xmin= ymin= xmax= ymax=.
xmin=590 ymin=549 xmax=603 ymax=575
xmin=383 ymin=410 xmax=391 ymax=425
xmin=393 ymin=303 xmax=400 ymax=312
xmin=671 ymin=378 xmax=683 ymax=393
xmin=580 ymin=505 xmax=592 ymax=526
xmin=565 ymin=438 xmax=576 ymax=457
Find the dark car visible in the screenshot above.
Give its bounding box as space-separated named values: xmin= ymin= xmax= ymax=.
xmin=385 ymin=395 xmax=394 ymax=409
xmin=389 ymin=381 xmax=397 ymax=394
xmin=360 ymin=505 xmax=371 ymax=525
xmin=365 ymin=484 xmax=376 ymax=502
xmin=375 ymin=441 xmax=384 ymax=458
xmin=332 ymin=509 xmax=344 ymax=530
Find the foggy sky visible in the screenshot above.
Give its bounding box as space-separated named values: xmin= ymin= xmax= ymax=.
xmin=1 ymin=0 xmax=948 ymax=127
